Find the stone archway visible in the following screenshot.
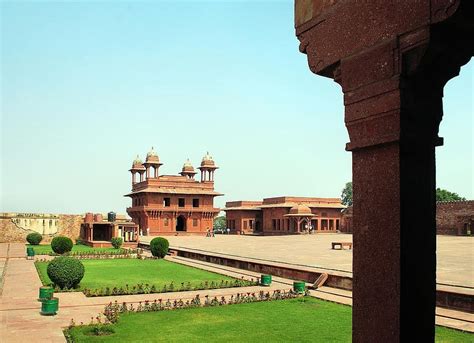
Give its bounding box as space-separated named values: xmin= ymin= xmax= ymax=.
xmin=176 ymin=215 xmax=186 ymax=232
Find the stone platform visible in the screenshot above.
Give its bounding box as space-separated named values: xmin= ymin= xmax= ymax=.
xmin=140 ymin=234 xmax=474 ymax=288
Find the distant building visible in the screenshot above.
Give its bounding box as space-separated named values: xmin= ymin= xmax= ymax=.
xmin=224 ymin=196 xmax=345 ymax=235
xmin=340 ymin=206 xmax=353 ymax=233
xmin=340 ymin=201 xmax=474 ymax=235
xmin=125 ymin=148 xmax=222 ymax=235
xmin=436 ymin=200 xmax=473 ymax=235
xmin=0 ymin=212 xmax=83 ymax=243
xmin=80 ymin=212 xmax=138 ymax=248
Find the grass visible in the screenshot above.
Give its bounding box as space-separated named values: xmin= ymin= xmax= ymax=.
xmin=27 ymin=244 xmax=121 ymax=255
xmin=66 ymin=297 xmax=473 ymax=342
xmin=36 ymin=258 xmax=237 ymax=291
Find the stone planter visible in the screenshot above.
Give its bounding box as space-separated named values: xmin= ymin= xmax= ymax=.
xmin=260 ymin=274 xmax=272 ymax=286
xmin=293 ymin=281 xmax=306 ymax=294
xmin=38 ymin=286 xmax=54 ymax=301
xmin=41 ymin=297 xmax=59 ymax=316
xmin=26 ymin=247 xmax=35 ymax=260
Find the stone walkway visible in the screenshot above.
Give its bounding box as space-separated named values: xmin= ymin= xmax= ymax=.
xmin=0 ymin=243 xmax=472 ymax=343
xmin=0 ymin=244 xmax=291 ymax=342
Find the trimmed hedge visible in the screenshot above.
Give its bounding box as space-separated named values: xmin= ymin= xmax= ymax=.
xmin=150 ymin=237 xmax=169 ymax=258
xmin=26 ymin=232 xmax=43 ymax=245
xmin=111 ymin=237 xmax=123 ymax=249
xmin=47 ymin=256 xmax=85 ymax=289
xmin=51 ymin=236 xmax=73 ymax=255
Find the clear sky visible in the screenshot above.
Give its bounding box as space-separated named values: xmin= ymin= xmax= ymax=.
xmin=1 ymin=1 xmax=472 ymax=214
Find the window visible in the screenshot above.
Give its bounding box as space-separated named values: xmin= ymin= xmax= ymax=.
xmin=178 ymin=198 xmax=185 ymax=207
xmin=193 ymin=199 xmax=200 ymax=208
xmin=163 ymin=198 xmax=170 ymax=207
xmin=193 ymin=219 xmax=198 ymax=226
xmin=272 ymin=219 xmax=276 ymax=230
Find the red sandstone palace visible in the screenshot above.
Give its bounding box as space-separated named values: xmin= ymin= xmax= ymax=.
xmin=126 ymin=148 xmax=222 ymax=235
xmin=224 ymin=197 xmax=345 ymax=235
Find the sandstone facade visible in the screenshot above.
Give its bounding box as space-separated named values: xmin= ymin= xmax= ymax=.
xmin=0 ymin=213 xmax=83 ymax=243
xmin=340 ymin=201 xmax=474 ymax=236
xmin=436 ymin=201 xmax=474 ymax=235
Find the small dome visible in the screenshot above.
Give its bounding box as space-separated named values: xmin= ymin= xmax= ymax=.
xmin=132 ymin=155 xmax=144 ymax=168
xmin=288 ymin=204 xmax=313 ymax=216
xmin=201 ymin=151 xmax=215 ymax=167
xmin=146 ymin=147 xmax=160 ymax=163
xmin=182 ymin=159 xmax=195 ymax=172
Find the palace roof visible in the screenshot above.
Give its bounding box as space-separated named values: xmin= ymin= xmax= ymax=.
xmin=125 ymin=187 xmax=223 ymax=197
xmin=224 ymin=197 xmax=345 ymax=211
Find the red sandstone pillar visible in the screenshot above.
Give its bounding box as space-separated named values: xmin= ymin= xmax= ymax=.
xmin=295 ymin=1 xmax=472 ymax=340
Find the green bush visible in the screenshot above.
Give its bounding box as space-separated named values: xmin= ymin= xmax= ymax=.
xmin=111 ymin=237 xmax=123 ymax=249
xmin=150 ymin=237 xmax=169 ymax=258
xmin=51 ymin=236 xmax=74 ymax=254
xmin=26 ymin=232 xmax=43 ymax=245
xmin=47 ymin=256 xmax=85 ymax=289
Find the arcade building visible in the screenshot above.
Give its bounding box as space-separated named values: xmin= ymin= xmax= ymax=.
xmin=224 ymin=196 xmax=345 ymax=235
xmin=125 ymin=148 xmax=222 ymax=235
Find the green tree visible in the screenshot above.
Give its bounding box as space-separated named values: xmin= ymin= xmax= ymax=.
xmin=436 ymin=188 xmax=465 ymax=202
xmin=214 ymin=215 xmax=226 ymax=230
xmin=341 ymin=182 xmax=353 ymax=206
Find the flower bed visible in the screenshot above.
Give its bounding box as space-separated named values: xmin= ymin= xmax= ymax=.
xmin=64 ymin=293 xmax=473 ymax=343
xmin=28 ymin=244 xmax=136 ymax=256
xmin=47 ymin=249 xmax=141 ymax=258
xmin=82 ymin=278 xmax=258 ymax=297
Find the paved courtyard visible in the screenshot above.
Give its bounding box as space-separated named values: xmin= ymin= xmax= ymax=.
xmin=142 ymin=234 xmax=474 ymax=288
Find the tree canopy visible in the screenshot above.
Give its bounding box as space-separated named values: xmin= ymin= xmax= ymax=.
xmin=436 ymin=188 xmax=465 ymax=202
xmin=213 ymin=215 xmax=226 ymax=230
xmin=341 ymin=182 xmax=353 ymax=206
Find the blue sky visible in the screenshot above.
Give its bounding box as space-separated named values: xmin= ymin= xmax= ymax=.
xmin=1 ymin=1 xmax=472 ymax=214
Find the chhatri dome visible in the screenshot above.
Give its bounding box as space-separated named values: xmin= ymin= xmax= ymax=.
xmin=201 ymin=151 xmax=216 ymax=167
xmin=287 ymin=204 xmax=315 ymax=216
xmin=131 ymin=155 xmax=144 ymax=169
xmin=182 ymin=159 xmax=195 ymax=172
xmin=146 ymin=147 xmax=160 ymax=163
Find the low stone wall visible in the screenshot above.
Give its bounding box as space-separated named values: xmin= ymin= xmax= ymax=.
xmin=0 ymin=213 xmax=83 ymax=243
xmin=437 ymin=201 xmax=474 ymax=236
xmin=138 ymin=245 xmax=353 ymax=290
xmin=436 ymin=288 xmax=473 ymax=313
xmin=152 ymin=246 xmax=473 ymax=313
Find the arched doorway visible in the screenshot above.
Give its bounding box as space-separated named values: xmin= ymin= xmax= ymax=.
xmin=176 ymin=215 xmax=186 ymax=232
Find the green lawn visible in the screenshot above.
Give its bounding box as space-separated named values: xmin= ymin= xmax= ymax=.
xmin=66 ymin=297 xmax=473 ymax=342
xmin=36 ymin=258 xmax=237 ymax=290
xmin=28 ymin=244 xmax=121 ymax=255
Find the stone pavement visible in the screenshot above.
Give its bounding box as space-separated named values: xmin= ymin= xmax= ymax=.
xmin=141 ymin=234 xmax=474 ymax=288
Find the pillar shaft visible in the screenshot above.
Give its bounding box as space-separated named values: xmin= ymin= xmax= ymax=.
xmin=295 ymin=1 xmax=472 ymax=340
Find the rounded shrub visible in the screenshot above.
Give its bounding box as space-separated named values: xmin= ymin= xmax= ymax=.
xmin=47 ymin=256 xmax=85 ymax=289
xmin=150 ymin=237 xmax=169 ymax=258
xmin=26 ymin=232 xmax=43 ymax=245
xmin=111 ymin=237 xmax=123 ymax=249
xmin=51 ymin=236 xmax=74 ymax=255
